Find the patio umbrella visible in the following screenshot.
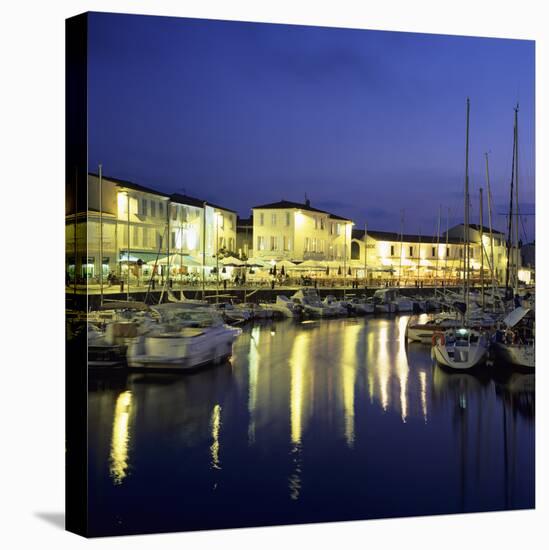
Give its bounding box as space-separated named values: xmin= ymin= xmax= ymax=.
xmin=338 ymin=265 xmax=342 ymax=276
xmin=326 ymin=266 xmax=330 ymax=276
xmin=273 ymin=264 xmax=277 ymax=276
xmin=281 ymin=265 xmax=286 ymax=276
xmin=348 ymin=267 xmax=352 ymax=276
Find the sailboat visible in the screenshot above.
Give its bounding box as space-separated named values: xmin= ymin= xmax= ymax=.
xmin=432 ymin=98 xmax=489 ymax=370
xmin=490 ymin=106 xmax=535 ymax=370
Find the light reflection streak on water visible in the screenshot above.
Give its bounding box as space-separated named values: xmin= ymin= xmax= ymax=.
xmin=247 ymin=326 xmax=260 ymax=445
xmin=109 ymin=391 xmax=133 ymax=485
xmin=342 ymin=323 xmax=360 ymax=448
xmin=210 ymin=404 xmax=222 ymax=470
xmin=288 ymin=331 xmax=311 ymax=501
xmin=367 ymin=330 xmax=375 ymax=403
xmin=396 ymin=316 xmax=410 ymax=423
xmin=290 ymin=332 xmax=311 ymax=446
xmin=375 ymin=323 xmax=391 ymax=411
xmin=419 ymin=371 xmax=428 ymax=423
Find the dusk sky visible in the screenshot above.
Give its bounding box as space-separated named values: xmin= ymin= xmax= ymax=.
xmin=88 ymin=12 xmax=535 ymax=241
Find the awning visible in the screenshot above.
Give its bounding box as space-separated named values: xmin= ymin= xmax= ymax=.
xmin=148 ymin=254 xmax=203 ymax=267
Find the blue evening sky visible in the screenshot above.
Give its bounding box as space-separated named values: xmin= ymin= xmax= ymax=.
xmin=88 ymin=12 xmax=535 ymax=241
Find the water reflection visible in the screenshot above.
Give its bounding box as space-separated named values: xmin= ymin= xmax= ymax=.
xmin=109 ymin=390 xmax=133 ymax=485
xmin=210 ymin=404 xmax=222 ymax=470
xmin=88 ymin=317 xmax=534 ymax=536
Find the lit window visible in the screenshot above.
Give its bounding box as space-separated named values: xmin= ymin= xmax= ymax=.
xmin=409 ymin=246 xmax=413 ymax=257
xmin=432 ymin=246 xmax=436 ymax=257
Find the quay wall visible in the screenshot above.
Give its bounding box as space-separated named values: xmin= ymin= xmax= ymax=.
xmin=68 ymin=286 xmax=465 ymax=311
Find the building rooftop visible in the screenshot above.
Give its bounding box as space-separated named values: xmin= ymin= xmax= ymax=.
xmin=453 ymin=223 xmax=505 ymax=236
xmin=352 ymin=229 xmax=464 ymax=244
xmin=89 ymin=173 xmax=170 ymax=198
xmin=252 ymin=200 xmax=352 ymax=222
xmin=170 ymin=193 xmax=236 ymax=214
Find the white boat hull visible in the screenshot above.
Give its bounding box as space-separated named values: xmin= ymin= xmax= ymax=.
xmin=492 ymin=342 xmax=535 ymax=369
xmin=127 ymin=326 xmax=241 ymax=370
xmin=432 ymin=341 xmax=488 ymax=370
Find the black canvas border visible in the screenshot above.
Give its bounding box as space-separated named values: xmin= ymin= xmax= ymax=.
xmin=65 ymin=12 xmax=89 ymax=538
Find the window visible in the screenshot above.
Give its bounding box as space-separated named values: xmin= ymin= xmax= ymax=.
xmin=171 ymin=230 xmax=176 ymax=249
xmin=283 ymin=236 xmax=290 ymax=251
xmin=151 ymin=201 xmax=156 ymax=217
xmin=336 ymin=223 xmax=341 ymax=236
xmin=270 ymin=236 xmax=278 ymax=251
xmin=305 ymin=237 xmax=310 ymax=252
xmin=314 ymin=217 xmax=318 ymax=229
xmin=218 ymin=213 xmax=224 ymax=228
xmin=330 ymin=222 xmax=334 ymax=235
xmin=409 ymin=246 xmax=413 ymax=257
xmin=271 ymin=213 xmax=276 ymax=226
xmin=446 ymin=247 xmax=450 ymax=257
xmin=143 ymin=228 xmax=149 ymax=247
xmin=157 ymin=231 xmax=163 ymax=249
xmin=320 ymin=218 xmax=325 ymax=230
xmin=432 ymin=246 xmax=436 ymax=257
xmin=141 ymin=198 xmax=148 ymax=216
xmin=171 ymin=204 xmax=178 ymax=221
xmin=459 ymin=249 xmax=463 ymax=258
xmin=133 ymin=225 xmax=139 ymax=246
xmin=257 ymin=236 xmax=265 ymax=251
xmin=158 ymin=202 xmax=164 ymax=218
xmin=391 ymin=245 xmax=395 ymax=256
xmin=259 ymin=213 xmax=264 ymax=226
xmin=285 ymin=212 xmax=290 ymax=226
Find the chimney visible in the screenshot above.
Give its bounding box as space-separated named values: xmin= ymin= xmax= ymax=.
xmin=304 ymin=193 xmax=310 ymax=208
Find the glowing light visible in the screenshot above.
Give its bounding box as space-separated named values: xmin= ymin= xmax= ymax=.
xmin=294 ymin=210 xmax=304 ymax=227
xmin=210 ymin=404 xmax=222 ymax=470
xmin=186 ymin=226 xmax=197 ymax=250
xmin=117 ymin=192 xmax=128 ymax=216
xmin=109 ymin=391 xmax=133 ymax=485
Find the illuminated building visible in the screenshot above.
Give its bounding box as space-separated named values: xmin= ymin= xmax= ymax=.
xmin=251 ymin=199 xmax=353 ymax=263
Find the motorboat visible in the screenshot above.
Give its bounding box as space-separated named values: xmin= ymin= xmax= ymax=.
xmin=291 ymin=289 xmax=336 ymax=317
xmin=215 ymin=302 xmax=253 ymax=323
xmin=348 ymin=296 xmax=375 ymax=314
xmin=431 ymin=327 xmax=489 ymax=370
xmin=322 ymin=295 xmax=351 ymax=316
xmin=269 ymin=295 xmax=305 ymax=318
xmin=406 ymin=313 xmax=462 ymax=343
xmin=491 ymin=306 xmax=535 ymax=369
xmin=372 ymin=289 xmax=398 ymax=313
xmin=126 ymin=307 xmax=242 ymax=370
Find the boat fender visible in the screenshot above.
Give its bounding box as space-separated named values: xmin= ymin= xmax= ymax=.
xmin=432 ymin=331 xmax=445 ymax=347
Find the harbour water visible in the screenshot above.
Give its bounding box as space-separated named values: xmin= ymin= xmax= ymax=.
xmin=87 ymin=315 xmax=535 ymax=536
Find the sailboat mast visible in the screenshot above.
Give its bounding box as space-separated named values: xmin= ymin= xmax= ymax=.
xmin=480 ymin=188 xmax=484 ymax=310
xmin=464 ymin=98 xmax=471 ymax=320
xmin=484 ymin=152 xmax=496 ymax=313
xmin=399 ymin=209 xmax=404 ymax=286
xmin=435 ymin=205 xmax=441 ymax=292
xmin=505 ymin=108 xmax=517 ymax=295
xmin=514 ymin=104 xmax=520 ymax=296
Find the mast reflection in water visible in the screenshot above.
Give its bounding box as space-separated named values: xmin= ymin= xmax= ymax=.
xmin=88 ymin=317 xmax=534 ymax=536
